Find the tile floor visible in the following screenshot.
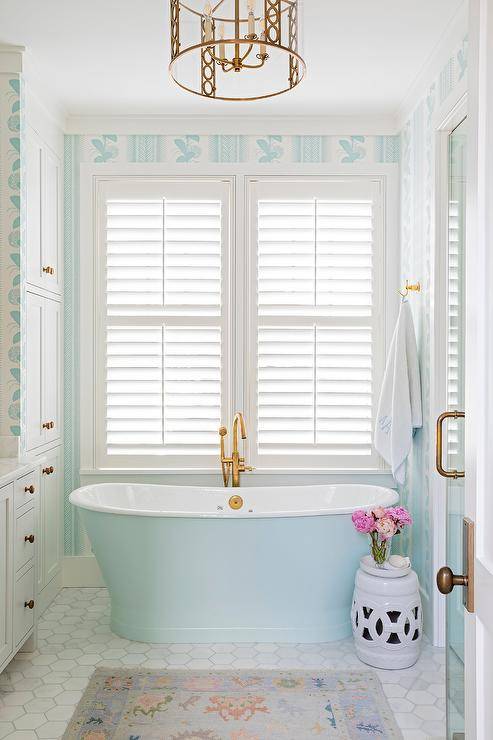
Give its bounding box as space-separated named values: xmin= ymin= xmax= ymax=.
xmin=0 ymin=588 xmax=446 ymax=740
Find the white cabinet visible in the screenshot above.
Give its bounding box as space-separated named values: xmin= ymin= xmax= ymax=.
xmin=26 ymin=128 xmax=61 ymax=296
xmin=0 ymin=484 xmax=13 ymax=667
xmin=39 ymin=448 xmax=62 ymax=589
xmin=26 ymin=292 xmax=61 ymax=452
xmin=0 ymin=465 xmax=41 ymax=675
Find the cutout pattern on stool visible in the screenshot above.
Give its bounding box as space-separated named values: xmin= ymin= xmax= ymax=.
xmin=351 ymin=597 xmax=422 ymax=648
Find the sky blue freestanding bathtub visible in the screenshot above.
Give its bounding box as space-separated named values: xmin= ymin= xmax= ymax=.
xmin=69 ymin=483 xmax=398 ymax=643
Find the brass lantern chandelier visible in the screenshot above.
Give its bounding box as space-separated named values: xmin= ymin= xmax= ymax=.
xmin=169 ymin=0 xmax=306 ymax=101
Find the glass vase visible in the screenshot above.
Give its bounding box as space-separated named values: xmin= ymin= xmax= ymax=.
xmin=369 ymin=533 xmax=392 ymax=568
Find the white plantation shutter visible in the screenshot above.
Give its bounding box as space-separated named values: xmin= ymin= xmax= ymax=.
xmin=447 ymin=197 xmax=465 ymax=459
xmin=98 ymin=180 xmax=229 ymax=468
xmin=251 ymin=179 xmax=384 ymax=468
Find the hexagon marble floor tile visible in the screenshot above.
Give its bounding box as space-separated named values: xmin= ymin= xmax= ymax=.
xmin=0 ymin=588 xmax=446 ymax=740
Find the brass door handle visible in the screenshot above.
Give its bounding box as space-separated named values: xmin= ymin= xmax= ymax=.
xmin=24 ymin=600 xmax=35 ymax=609
xmin=437 ymin=566 xmax=467 ymax=594
xmin=24 ymin=534 xmax=35 ymax=543
xmin=436 ymin=410 xmax=465 ymax=478
xmin=436 ymin=517 xmax=474 ymax=613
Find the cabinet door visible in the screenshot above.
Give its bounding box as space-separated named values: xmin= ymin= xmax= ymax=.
xmin=40 ymin=448 xmax=62 ymax=588
xmin=26 ymin=132 xmax=43 ymax=288
xmin=26 ymin=129 xmax=61 ymax=295
xmin=25 ymin=293 xmax=44 ymax=451
xmin=41 ymin=147 xmax=61 ymax=294
xmin=0 ymin=484 xmax=13 ymax=667
xmin=25 ymin=293 xmax=61 ymax=451
xmin=43 ymin=298 xmax=61 ymax=445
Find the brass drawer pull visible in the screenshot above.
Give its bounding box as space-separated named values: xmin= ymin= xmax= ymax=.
xmin=24 ymin=534 xmax=35 ymax=543
xmin=42 ymin=466 xmax=54 ymax=475
xmin=42 ymin=266 xmax=55 ymax=275
xmin=24 ymin=485 xmax=35 ymax=494
xmin=24 ymin=600 xmax=35 ymax=609
xmin=42 ymin=421 xmax=55 ymax=430
xmin=436 ymin=410 xmax=465 ymax=478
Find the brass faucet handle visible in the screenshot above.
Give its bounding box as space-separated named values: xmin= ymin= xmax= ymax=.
xmin=239 ymin=462 xmax=254 ymax=472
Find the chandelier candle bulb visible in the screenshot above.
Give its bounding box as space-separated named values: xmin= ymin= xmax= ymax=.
xmin=247 ymin=0 xmax=255 ymax=35
xmin=204 ymin=2 xmax=212 ymax=42
xmin=218 ymin=22 xmax=225 ymax=60
xmin=259 ymin=18 xmax=266 ymax=54
xmin=248 ymin=10 xmax=255 ymax=36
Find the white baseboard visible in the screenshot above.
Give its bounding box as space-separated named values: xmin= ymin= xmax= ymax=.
xmin=63 ymin=555 xmax=105 ymax=587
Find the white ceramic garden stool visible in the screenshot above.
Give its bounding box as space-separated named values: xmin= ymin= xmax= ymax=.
xmin=351 ymin=566 xmax=423 ymax=669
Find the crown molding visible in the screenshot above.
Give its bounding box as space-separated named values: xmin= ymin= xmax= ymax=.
xmin=0 ymin=44 xmax=25 ymax=74
xmin=65 ymin=113 xmax=398 ymax=136
xmin=395 ymin=2 xmax=468 ymax=129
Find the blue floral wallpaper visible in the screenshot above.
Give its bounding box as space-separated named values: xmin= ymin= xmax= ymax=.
xmin=0 ymin=74 xmax=23 ymax=440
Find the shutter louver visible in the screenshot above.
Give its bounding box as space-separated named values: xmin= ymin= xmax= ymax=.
xmin=103 ymin=189 xmax=225 ymax=462
xmin=258 ymin=199 xmax=373 ymax=317
xmin=447 ymin=199 xmax=461 ymax=457
xmin=258 ymin=326 xmax=372 ymax=455
xmin=256 ymin=185 xmax=379 ymax=464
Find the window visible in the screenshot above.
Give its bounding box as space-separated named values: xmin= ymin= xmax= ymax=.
xmin=88 ymin=175 xmax=387 ymax=472
xmin=247 ymin=179 xmax=385 ymax=470
xmin=95 ymin=179 xmax=231 ymax=469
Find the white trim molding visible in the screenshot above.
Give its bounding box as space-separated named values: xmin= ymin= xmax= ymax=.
xmin=66 ymin=114 xmax=399 ymax=136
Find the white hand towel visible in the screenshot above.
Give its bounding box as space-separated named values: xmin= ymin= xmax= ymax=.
xmin=374 ymin=300 xmax=422 ymax=484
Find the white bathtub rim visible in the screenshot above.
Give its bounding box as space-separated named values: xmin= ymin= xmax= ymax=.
xmin=70 ymin=482 xmax=399 ymax=518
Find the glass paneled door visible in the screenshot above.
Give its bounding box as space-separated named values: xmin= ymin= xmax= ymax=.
xmin=441 ymin=117 xmax=467 ymax=739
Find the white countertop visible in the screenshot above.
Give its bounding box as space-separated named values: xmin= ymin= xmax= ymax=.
xmin=0 ymin=457 xmax=41 ymax=488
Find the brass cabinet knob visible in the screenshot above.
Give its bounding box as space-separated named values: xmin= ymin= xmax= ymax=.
xmin=229 ymin=495 xmax=244 ymax=510
xmin=24 ymin=534 xmax=35 ymax=543
xmin=24 ymin=599 xmax=35 ymax=609
xmin=42 ymin=421 xmax=55 ymax=430
xmin=42 ymin=466 xmax=54 ymax=475
xmin=42 ymin=266 xmax=55 ymax=275
xmin=436 ymin=566 xmax=468 ymax=595
xmin=24 ymin=485 xmax=35 ymax=494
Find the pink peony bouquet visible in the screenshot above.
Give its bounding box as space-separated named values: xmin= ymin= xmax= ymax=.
xmin=351 ymin=506 xmax=412 ymax=566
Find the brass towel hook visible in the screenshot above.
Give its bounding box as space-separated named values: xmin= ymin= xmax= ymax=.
xmin=399 ymin=280 xmax=421 ymax=299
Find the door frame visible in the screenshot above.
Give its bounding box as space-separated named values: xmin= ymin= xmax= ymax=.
xmin=464 ymin=1 xmax=493 ymax=736
xmin=431 ymin=94 xmax=468 ymax=648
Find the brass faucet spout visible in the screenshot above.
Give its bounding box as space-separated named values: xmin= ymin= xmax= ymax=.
xmin=219 ymin=412 xmax=253 ymax=488
xmin=232 ymin=411 xmax=247 ymax=453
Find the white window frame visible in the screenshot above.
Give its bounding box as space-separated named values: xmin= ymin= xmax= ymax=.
xmin=79 ymin=164 xmax=398 ymax=475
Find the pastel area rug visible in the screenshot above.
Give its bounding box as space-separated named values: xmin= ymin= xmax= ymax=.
xmin=63 ymin=668 xmax=403 ymax=739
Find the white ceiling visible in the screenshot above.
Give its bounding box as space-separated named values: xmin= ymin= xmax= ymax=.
xmin=0 ymin=0 xmax=464 ymax=118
